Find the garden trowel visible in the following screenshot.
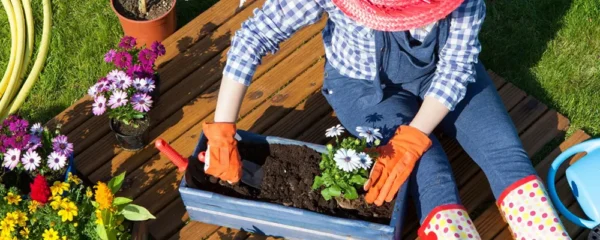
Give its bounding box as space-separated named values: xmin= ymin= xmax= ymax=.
xmin=155 ymin=138 xmax=264 ymax=189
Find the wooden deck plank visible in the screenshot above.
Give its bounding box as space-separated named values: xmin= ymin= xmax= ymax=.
xmin=147 ymin=199 xmax=189 ymax=240
xmin=168 ymin=222 xmax=221 ymax=240
xmin=84 ymin=27 xmax=325 ymax=182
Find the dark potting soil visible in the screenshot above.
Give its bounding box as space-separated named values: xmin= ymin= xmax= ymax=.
xmin=115 ymin=118 xmax=150 ymax=136
xmin=192 ymin=143 xmax=394 ymax=224
xmin=114 ymin=0 xmax=174 ymax=21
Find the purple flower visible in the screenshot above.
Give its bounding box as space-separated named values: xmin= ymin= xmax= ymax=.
xmin=30 ymin=123 xmax=43 ymax=136
xmin=112 ymin=73 xmax=132 ymax=90
xmin=119 ymin=36 xmax=137 ymax=50
xmin=138 ymin=49 xmax=157 ymax=66
xmin=151 ymin=41 xmax=166 ymax=56
xmin=106 ymin=70 xmax=122 ymax=83
xmin=133 ymin=78 xmax=155 ymax=93
xmin=114 ymin=52 xmax=133 ymax=69
xmin=8 ymin=118 xmax=29 ymax=133
xmin=52 ymin=135 xmax=74 ymax=156
xmin=95 ymin=81 xmax=111 ymax=93
xmin=108 ymin=90 xmax=128 ymax=109
xmin=27 ymin=134 xmax=42 ymax=150
xmin=6 ymin=133 xmax=31 ymax=150
xmin=93 ymin=96 xmax=107 ymax=116
xmin=131 ymin=93 xmax=153 ymax=112
xmin=22 ymin=150 xmax=41 ymax=171
xmin=104 ymin=49 xmax=117 ymax=63
xmin=144 ymin=78 xmax=156 ymax=93
xmin=47 ymin=152 xmax=67 ymax=171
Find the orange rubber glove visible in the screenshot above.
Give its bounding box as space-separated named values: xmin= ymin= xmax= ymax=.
xmin=364 ymin=125 xmax=432 ymax=206
xmin=202 ymin=122 xmax=242 ymax=183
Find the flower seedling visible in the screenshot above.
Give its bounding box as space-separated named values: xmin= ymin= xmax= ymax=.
xmin=89 ymin=36 xmax=165 ymax=128
xmin=312 ymin=125 xmax=381 ymax=201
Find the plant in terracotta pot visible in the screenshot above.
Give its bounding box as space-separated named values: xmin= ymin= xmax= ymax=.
xmin=88 ymin=36 xmax=164 ymax=151
xmin=110 ymin=0 xmax=177 ymax=47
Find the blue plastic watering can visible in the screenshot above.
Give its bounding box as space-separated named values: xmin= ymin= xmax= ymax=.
xmin=548 ymin=138 xmax=600 ymax=229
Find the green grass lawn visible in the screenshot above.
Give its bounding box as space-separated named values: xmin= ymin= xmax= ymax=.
xmin=0 ymin=0 xmax=599 ymax=137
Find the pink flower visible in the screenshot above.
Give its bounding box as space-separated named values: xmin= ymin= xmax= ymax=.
xmin=119 ymin=36 xmax=137 ymax=50
xmin=52 ymin=135 xmax=73 ymax=156
xmin=131 ymin=93 xmax=153 ymax=112
xmin=104 ymin=49 xmax=117 ymax=63
xmin=2 ymin=148 xmax=20 ymax=170
xmin=139 ymin=49 xmax=157 ymax=66
xmin=112 ymin=72 xmax=132 ymax=90
xmin=22 ymin=150 xmax=41 ymax=171
xmin=106 ymin=70 xmax=122 ymax=83
xmin=114 ymin=52 xmax=133 ymax=69
xmin=88 ymin=85 xmax=99 ymax=97
xmin=108 ymin=90 xmax=128 ymax=109
xmin=151 ymin=41 xmax=166 ymax=56
xmin=95 ymin=81 xmax=111 ymax=93
xmin=93 ymin=96 xmax=107 ymax=116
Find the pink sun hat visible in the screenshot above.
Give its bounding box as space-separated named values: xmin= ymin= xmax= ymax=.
xmin=332 ymin=0 xmax=465 ymax=31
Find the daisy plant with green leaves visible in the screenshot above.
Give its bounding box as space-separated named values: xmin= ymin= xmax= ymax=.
xmin=312 ymin=125 xmax=382 ymax=201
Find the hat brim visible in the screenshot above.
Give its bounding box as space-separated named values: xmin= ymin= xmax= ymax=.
xmin=332 ymin=0 xmax=465 ymax=31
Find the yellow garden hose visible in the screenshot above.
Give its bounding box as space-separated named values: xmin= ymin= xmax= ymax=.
xmin=9 ymin=0 xmax=52 ymax=115
xmin=20 ymin=0 xmax=34 ymax=79
xmin=0 ymin=0 xmax=26 ymax=117
xmin=0 ymin=0 xmax=17 ymax=98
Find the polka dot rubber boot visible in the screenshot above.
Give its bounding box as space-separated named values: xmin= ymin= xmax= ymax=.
xmin=589 ymin=224 xmax=600 ymax=240
xmin=418 ymin=204 xmax=481 ymax=240
xmin=497 ymin=175 xmax=570 ymax=239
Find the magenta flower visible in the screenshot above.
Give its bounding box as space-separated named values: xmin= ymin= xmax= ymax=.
xmin=127 ymin=64 xmax=143 ymax=78
xmin=114 ymin=52 xmax=133 ymax=69
xmin=151 ymin=41 xmax=166 ymax=56
xmin=104 ymin=49 xmax=117 ymax=63
xmin=119 ymin=36 xmax=137 ymax=50
xmin=0 ymin=135 xmax=6 ymax=153
xmin=108 ymin=90 xmax=128 ymax=109
xmin=27 ymin=134 xmax=42 ymax=150
xmin=112 ymin=72 xmax=132 ymax=90
xmin=138 ymin=49 xmax=157 ymax=66
xmin=52 ymin=135 xmax=74 ymax=156
xmin=9 ymin=118 xmax=29 ymax=133
xmin=6 ymin=133 xmax=30 ymax=150
xmin=93 ymin=96 xmax=107 ymax=116
xmin=131 ymin=93 xmax=153 ymax=112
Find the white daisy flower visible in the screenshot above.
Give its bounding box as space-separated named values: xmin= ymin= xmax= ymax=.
xmin=357 ymin=152 xmax=373 ymax=169
xmin=47 ymin=152 xmax=67 ymax=171
xmin=325 ymin=124 xmax=345 ymax=138
xmin=30 ymin=123 xmax=43 ymax=135
xmin=21 ymin=150 xmax=41 ymax=171
xmin=2 ymin=148 xmax=21 ymax=170
xmin=356 ymin=126 xmax=383 ymax=143
xmin=333 ymin=148 xmax=361 ymax=172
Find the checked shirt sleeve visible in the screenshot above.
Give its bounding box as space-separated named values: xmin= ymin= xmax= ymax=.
xmin=224 ymin=0 xmax=324 ymax=85
xmin=425 ymin=0 xmax=486 ymax=110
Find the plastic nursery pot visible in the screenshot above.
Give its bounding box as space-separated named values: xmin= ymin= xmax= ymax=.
xmin=110 ymin=0 xmax=177 ymax=47
xmin=109 ymin=118 xmax=150 ymax=151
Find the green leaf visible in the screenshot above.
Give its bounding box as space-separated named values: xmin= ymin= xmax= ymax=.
xmin=96 ymin=223 xmax=109 ymax=240
xmin=344 ymin=186 xmax=359 ymax=200
xmin=113 ymin=197 xmax=133 ymax=206
xmin=108 ymin=172 xmax=126 ymax=194
xmin=328 ymin=185 xmax=342 ymax=197
xmin=350 ymin=175 xmax=367 ymax=185
xmin=121 ymin=204 xmax=156 ymax=221
xmin=312 ymin=176 xmax=323 ymax=190
xmin=133 ymin=114 xmax=144 ymax=119
xmin=322 ymin=174 xmax=334 ymax=187
xmin=321 ymin=188 xmax=332 ymax=201
xmin=92 ymin=201 xmax=100 ymax=208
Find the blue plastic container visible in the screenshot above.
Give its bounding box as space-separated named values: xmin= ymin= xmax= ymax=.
xmin=179 ymin=130 xmax=408 ymax=240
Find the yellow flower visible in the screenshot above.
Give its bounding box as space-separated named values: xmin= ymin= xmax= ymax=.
xmin=85 ymin=188 xmax=93 ymax=198
xmin=3 ymin=192 xmax=21 ymax=205
xmin=94 ymin=210 xmax=103 ymax=225
xmin=4 ymin=213 xmax=18 ymax=227
xmin=0 ymin=229 xmax=12 ymax=239
xmin=73 ymin=223 xmax=78 ymax=227
xmin=28 ymin=201 xmax=40 ymax=214
xmin=50 ymin=182 xmax=70 ymax=196
xmin=19 ymin=227 xmax=29 ymax=239
xmin=15 ymin=211 xmax=27 ymax=227
xmin=67 ymin=173 xmax=82 ymax=185
xmin=62 ymin=237 xmax=67 ymax=240
xmin=94 ymin=182 xmax=113 ymax=210
xmin=0 ymin=219 xmax=14 ymax=234
xmin=58 ymin=201 xmax=78 ymax=222
xmin=49 ymin=196 xmax=64 ymax=210
xmin=42 ymin=228 xmax=59 ymax=240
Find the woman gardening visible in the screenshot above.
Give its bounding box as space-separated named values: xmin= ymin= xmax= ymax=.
xmin=200 ymin=0 xmax=570 ymax=239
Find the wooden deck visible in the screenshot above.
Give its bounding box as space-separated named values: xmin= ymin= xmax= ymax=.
xmin=48 ymin=0 xmax=592 ymax=239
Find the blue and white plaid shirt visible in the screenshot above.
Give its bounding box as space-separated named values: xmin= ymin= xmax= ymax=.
xmin=224 ymin=0 xmax=486 ymax=110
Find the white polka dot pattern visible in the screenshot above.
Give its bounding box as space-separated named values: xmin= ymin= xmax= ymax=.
xmin=420 ymin=207 xmax=481 ymax=240
xmin=498 ymin=176 xmax=570 ymax=240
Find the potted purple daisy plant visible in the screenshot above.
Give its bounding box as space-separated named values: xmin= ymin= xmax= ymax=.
xmin=0 ymin=115 xmax=74 ymax=193
xmin=88 ymin=36 xmax=165 ymax=151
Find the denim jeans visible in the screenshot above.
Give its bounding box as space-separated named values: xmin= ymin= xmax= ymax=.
xmin=321 ymin=61 xmax=538 ymax=222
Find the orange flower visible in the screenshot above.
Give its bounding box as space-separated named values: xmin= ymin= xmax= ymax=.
xmin=94 ymin=182 xmax=113 ymax=210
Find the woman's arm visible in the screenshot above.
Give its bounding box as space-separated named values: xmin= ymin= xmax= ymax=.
xmin=214 ymin=76 xmax=248 ymax=123
xmin=409 ymin=96 xmax=449 ymax=135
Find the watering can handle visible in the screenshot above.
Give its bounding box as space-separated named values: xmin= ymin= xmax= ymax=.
xmin=548 ymin=138 xmax=600 ymax=229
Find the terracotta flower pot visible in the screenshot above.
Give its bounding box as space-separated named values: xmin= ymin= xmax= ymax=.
xmin=110 ymin=0 xmax=177 ymax=47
